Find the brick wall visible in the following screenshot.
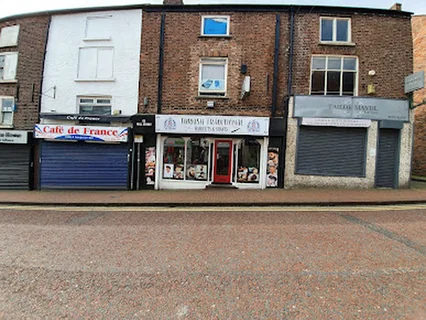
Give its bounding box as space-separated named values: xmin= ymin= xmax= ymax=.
xmin=412 ymin=15 xmax=426 ymax=176
xmin=140 ymin=11 xmax=289 ymax=117
xmin=0 ymin=15 xmax=50 ymax=130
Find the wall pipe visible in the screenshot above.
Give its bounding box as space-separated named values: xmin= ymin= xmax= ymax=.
xmin=271 ymin=14 xmax=280 ymax=117
xmin=157 ymin=12 xmax=165 ymax=114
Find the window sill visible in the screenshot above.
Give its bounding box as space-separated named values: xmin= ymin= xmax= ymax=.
xmin=82 ymin=37 xmax=111 ymax=42
xmin=0 ymin=43 xmax=18 ymax=48
xmin=198 ymin=35 xmax=232 ymax=39
xmin=195 ymin=95 xmax=229 ymax=100
xmin=0 ymin=79 xmax=18 ymax=84
xmin=0 ymin=125 xmax=14 ymax=129
xmin=74 ymin=78 xmax=115 ymax=82
xmin=319 ymin=41 xmax=356 ymax=47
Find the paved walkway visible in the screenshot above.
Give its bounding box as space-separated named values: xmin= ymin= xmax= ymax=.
xmin=1 ymin=186 xmax=426 ymax=206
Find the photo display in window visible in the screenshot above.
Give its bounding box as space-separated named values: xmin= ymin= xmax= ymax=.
xmin=163 ymin=137 xmax=185 ymax=180
xmin=145 ymin=147 xmax=155 ymax=185
xmin=186 ymin=138 xmax=209 ymax=181
xmin=266 ymin=147 xmax=279 ymax=187
xmin=237 ymin=139 xmax=260 ymax=183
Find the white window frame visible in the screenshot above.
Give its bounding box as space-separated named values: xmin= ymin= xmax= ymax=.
xmin=320 ymin=17 xmax=352 ymax=44
xmin=0 ymin=25 xmax=20 ymax=47
xmin=309 ymin=55 xmax=358 ymax=96
xmin=198 ymin=58 xmax=228 ymax=97
xmin=84 ymin=15 xmax=112 ymax=41
xmin=0 ymin=52 xmax=18 ymax=82
xmin=0 ymin=96 xmax=15 ymax=127
xmin=78 ymin=96 xmax=112 ymax=115
xmin=76 ymin=47 xmax=114 ymax=81
xmin=201 ymin=16 xmax=230 ymax=37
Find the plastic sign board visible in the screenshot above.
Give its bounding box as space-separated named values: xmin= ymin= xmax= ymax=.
xmin=301 ymin=118 xmax=372 ymax=127
xmin=405 ymin=71 xmax=425 ymax=93
xmin=0 ymin=130 xmax=28 ymax=144
xmin=34 ymin=124 xmax=128 ymax=142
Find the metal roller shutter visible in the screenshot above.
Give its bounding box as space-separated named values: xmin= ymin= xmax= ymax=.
xmin=376 ymin=129 xmax=399 ymax=188
xmin=296 ymin=126 xmax=367 ymax=177
xmin=40 ymin=142 xmax=129 ymax=190
xmin=0 ymin=144 xmax=31 ymax=190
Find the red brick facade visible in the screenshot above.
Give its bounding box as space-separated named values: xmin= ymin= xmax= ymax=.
xmin=0 ymin=15 xmax=50 ymax=130
xmin=412 ymin=15 xmax=426 ymax=176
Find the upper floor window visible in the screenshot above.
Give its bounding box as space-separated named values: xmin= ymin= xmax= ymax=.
xmin=199 ymin=58 xmax=227 ymax=97
xmin=0 ymin=25 xmax=20 ymax=47
xmin=201 ymin=16 xmax=230 ymax=36
xmin=320 ymin=17 xmax=351 ymax=43
xmin=84 ymin=16 xmax=112 ymax=40
xmin=78 ymin=96 xmax=112 ymax=115
xmin=0 ymin=97 xmax=14 ymax=126
xmin=0 ymin=52 xmax=18 ymax=81
xmin=310 ymin=55 xmax=358 ymax=96
xmin=77 ymin=47 xmax=114 ymax=81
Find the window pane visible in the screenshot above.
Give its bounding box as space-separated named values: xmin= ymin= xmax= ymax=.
xmin=343 ymin=57 xmax=357 ymax=70
xmin=201 ymin=64 xmax=225 ymax=90
xmin=328 ymin=57 xmax=342 ymax=70
xmin=79 ymin=98 xmax=94 ymax=103
xmin=311 ymin=71 xmax=325 ymax=94
xmin=163 ymin=137 xmax=185 ymax=180
xmin=203 ymin=17 xmax=228 ymax=35
xmin=2 ymin=112 xmax=13 ymax=125
xmin=336 ymin=20 xmax=349 ymax=42
xmin=312 ymin=57 xmax=326 ymax=70
xmin=326 ymin=71 xmax=341 ymax=95
xmin=80 ymin=106 xmax=94 ymax=113
xmin=321 ymin=19 xmax=333 ymax=41
xmin=1 ymin=98 xmax=14 ymax=111
xmin=342 ymin=72 xmax=356 ymax=95
xmin=96 ymin=99 xmax=111 ymax=104
xmin=237 ymin=139 xmax=260 ymax=183
xmin=186 ymin=138 xmax=209 ymax=181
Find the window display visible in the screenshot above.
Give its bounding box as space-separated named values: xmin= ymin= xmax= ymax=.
xmin=237 ymin=139 xmax=260 ymax=183
xmin=266 ymin=147 xmax=279 ymax=187
xmin=163 ymin=137 xmax=185 ymax=179
xmin=145 ymin=147 xmax=155 ymax=185
xmin=186 ymin=138 xmax=209 ymax=181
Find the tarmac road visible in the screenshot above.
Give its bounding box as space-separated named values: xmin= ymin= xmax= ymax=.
xmin=0 ymin=204 xmax=425 ymax=319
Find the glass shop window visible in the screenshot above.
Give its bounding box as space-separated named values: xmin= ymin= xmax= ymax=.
xmin=163 ymin=137 xmax=185 ymax=180
xmin=237 ymin=139 xmax=260 ymax=183
xmin=185 ymin=137 xmax=209 ymax=181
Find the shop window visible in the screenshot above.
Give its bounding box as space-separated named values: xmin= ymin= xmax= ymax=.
xmin=77 ymin=47 xmax=114 ymax=80
xmin=0 ymin=25 xmax=20 ymax=47
xmin=310 ymin=55 xmax=357 ymax=96
xmin=237 ymin=139 xmax=260 ymax=183
xmin=186 ymin=138 xmax=209 ymax=181
xmin=78 ymin=96 xmax=112 ymax=115
xmin=0 ymin=97 xmax=14 ymax=126
xmin=85 ymin=16 xmax=112 ymax=40
xmin=320 ymin=17 xmax=351 ymax=43
xmin=199 ymin=58 xmax=227 ymax=97
xmin=201 ymin=16 xmax=230 ymax=36
xmin=0 ymin=52 xmax=18 ymax=81
xmin=266 ymin=147 xmax=279 ymax=188
xmin=163 ymin=137 xmax=185 ymax=180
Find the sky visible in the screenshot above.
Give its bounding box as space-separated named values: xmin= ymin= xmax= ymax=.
xmin=1 ymin=0 xmax=425 ymax=19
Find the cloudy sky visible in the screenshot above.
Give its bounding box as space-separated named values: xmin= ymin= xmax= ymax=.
xmin=1 ymin=0 xmax=425 ymax=19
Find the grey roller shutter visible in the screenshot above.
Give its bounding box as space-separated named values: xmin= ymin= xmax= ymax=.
xmin=0 ymin=144 xmax=31 ymax=190
xmin=296 ymin=126 xmax=367 ymax=177
xmin=376 ymin=129 xmax=399 ymax=188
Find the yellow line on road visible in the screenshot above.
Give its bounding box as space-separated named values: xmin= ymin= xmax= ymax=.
xmin=0 ymin=204 xmax=425 ymax=212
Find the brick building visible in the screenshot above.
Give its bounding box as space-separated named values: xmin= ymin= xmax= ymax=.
xmin=0 ymin=14 xmax=50 ymax=189
xmin=412 ymin=15 xmax=426 ymax=177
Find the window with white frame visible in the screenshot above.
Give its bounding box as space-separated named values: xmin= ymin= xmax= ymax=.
xmin=0 ymin=52 xmax=18 ymax=81
xmin=77 ymin=47 xmax=114 ymax=80
xmin=0 ymin=25 xmax=20 ymax=47
xmin=199 ymin=58 xmax=227 ymax=96
xmin=320 ymin=17 xmax=351 ymax=43
xmin=310 ymin=56 xmax=358 ymax=96
xmin=201 ymin=16 xmax=230 ymax=36
xmin=78 ymin=96 xmax=112 ymax=115
xmin=85 ymin=16 xmax=112 ymax=40
xmin=0 ymin=97 xmax=14 ymax=126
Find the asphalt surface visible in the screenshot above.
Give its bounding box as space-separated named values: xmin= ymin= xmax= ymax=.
xmin=1 ymin=205 xmax=425 ymax=319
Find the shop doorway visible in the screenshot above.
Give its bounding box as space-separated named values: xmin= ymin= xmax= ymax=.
xmin=213 ymin=140 xmax=232 ymax=183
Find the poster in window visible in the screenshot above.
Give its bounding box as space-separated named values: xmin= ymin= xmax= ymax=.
xmin=266 ymin=148 xmax=279 ymax=187
xmin=174 ymin=164 xmax=184 ymax=180
xmin=163 ymin=164 xmax=174 ymax=179
xmin=145 ymin=147 xmax=156 ymax=185
xmin=187 ymin=165 xmax=196 ymax=180
xmin=195 ymin=164 xmax=207 ymax=180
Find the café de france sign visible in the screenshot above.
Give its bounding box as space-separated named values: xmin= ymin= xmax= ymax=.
xmin=156 ymin=115 xmax=269 ymax=136
xmin=294 ymin=96 xmax=409 ymax=122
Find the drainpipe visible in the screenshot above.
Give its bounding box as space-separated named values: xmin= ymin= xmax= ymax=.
xmin=271 ymin=14 xmax=280 ymax=117
xmin=157 ymin=12 xmax=165 ymax=114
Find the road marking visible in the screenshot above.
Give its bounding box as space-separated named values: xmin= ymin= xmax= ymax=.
xmin=0 ymin=204 xmax=425 ymax=212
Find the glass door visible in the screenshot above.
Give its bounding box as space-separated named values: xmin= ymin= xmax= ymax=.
xmin=213 ymin=140 xmax=232 ymax=183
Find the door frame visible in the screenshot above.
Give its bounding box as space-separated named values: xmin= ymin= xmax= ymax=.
xmin=213 ymin=139 xmax=233 ymax=183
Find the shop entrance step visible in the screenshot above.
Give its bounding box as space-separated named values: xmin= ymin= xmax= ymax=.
xmin=205 ymin=183 xmax=239 ymax=189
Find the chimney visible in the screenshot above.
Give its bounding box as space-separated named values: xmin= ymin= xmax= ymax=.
xmin=163 ymin=0 xmax=183 ymax=4
xmin=389 ymin=3 xmax=402 ymax=11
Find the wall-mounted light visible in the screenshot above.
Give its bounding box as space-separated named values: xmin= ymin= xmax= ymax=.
xmin=368 ymin=70 xmax=376 ymax=95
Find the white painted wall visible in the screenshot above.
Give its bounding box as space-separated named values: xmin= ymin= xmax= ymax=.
xmin=41 ymin=9 xmax=142 ymax=116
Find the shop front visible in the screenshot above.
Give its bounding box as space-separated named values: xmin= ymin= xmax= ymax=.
xmin=0 ymin=130 xmax=33 ymax=190
xmin=155 ymin=115 xmax=270 ymax=190
xmin=34 ymin=124 xmax=130 ymax=190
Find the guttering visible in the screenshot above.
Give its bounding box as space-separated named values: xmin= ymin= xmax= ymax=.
xmin=157 ymin=12 xmax=165 ymax=115
xmin=271 ymin=14 xmax=280 ymax=117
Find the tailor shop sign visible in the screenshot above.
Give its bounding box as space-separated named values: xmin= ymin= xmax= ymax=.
xmin=294 ymin=96 xmax=409 ymax=121
xmin=34 ymin=124 xmax=128 ymax=142
xmin=156 ymin=115 xmax=269 ymax=136
xmin=0 ymin=130 xmax=28 ymax=144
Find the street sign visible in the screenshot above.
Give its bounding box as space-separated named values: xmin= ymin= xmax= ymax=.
xmin=405 ymin=71 xmax=424 ymax=93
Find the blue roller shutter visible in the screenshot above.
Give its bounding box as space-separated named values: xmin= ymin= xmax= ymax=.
xmin=0 ymin=144 xmax=31 ymax=190
xmin=40 ymin=141 xmax=129 ymax=190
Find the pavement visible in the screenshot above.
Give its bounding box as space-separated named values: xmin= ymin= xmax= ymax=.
xmin=1 ymin=180 xmax=426 ymax=206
